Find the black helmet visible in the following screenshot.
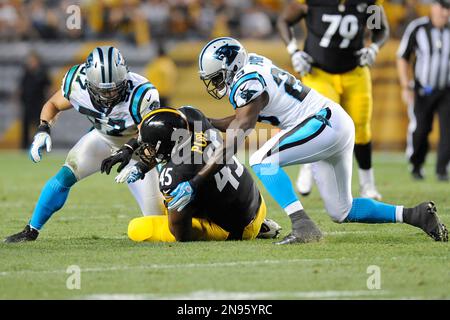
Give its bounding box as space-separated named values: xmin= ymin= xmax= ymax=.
xmin=138 ymin=108 xmax=190 ymax=163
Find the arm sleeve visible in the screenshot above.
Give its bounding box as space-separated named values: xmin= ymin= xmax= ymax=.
xmin=397 ymin=21 xmax=417 ymax=60
xmin=61 ymin=64 xmax=81 ymax=100
xmin=229 ymin=72 xmax=267 ymax=109
xmin=129 ymin=82 xmax=160 ymax=124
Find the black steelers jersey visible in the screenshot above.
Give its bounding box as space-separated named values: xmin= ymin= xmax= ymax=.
xmin=302 ymin=0 xmax=381 ymax=73
xmin=159 ymin=106 xmax=262 ymax=239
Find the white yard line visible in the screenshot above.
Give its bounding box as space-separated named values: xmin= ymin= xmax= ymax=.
xmin=83 ymin=290 xmax=389 ymax=300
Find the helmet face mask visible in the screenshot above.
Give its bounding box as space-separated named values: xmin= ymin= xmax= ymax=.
xmin=86 ymin=79 xmax=127 ymax=109
xmin=201 ymin=70 xmax=228 ymax=99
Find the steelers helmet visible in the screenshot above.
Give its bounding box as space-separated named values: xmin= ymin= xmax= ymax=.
xmin=85 ymin=46 xmax=128 ymax=109
xmin=198 ymin=37 xmax=248 ymax=99
xmin=138 ymin=108 xmax=190 ymax=163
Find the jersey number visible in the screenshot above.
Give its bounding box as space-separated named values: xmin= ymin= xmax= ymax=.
xmin=320 ymin=14 xmax=359 ymax=48
xmin=214 ymin=158 xmax=244 ymax=192
xmin=160 ymin=168 xmax=173 ymax=187
xmin=271 ymin=67 xmax=306 ymax=102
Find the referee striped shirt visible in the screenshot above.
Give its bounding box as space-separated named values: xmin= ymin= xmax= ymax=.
xmin=397 ymin=16 xmax=450 ymax=90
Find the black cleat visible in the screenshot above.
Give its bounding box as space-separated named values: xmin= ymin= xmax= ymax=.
xmin=404 ymin=202 xmax=448 ymax=242
xmin=411 ymin=168 xmax=425 ymax=180
xmin=437 ymin=173 xmax=449 ymax=182
xmin=275 ymin=219 xmax=323 ymax=245
xmin=4 ymin=225 xmax=39 ymax=243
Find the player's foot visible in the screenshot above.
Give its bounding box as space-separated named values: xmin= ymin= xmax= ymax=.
xmin=437 ymin=173 xmax=449 ymax=182
xmin=257 ymin=219 xmax=282 ymax=239
xmin=411 ymin=166 xmax=424 ymax=180
xmin=4 ymin=225 xmax=39 ymax=243
xmin=296 ymin=164 xmax=313 ymax=196
xmin=276 ymin=216 xmax=322 ymax=245
xmin=403 ymin=202 xmax=448 ymax=242
xmin=360 ymin=183 xmax=382 ymax=201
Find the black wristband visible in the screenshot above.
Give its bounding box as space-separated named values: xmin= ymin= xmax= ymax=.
xmin=37 ymin=121 xmax=51 ymax=134
xmin=124 ymin=138 xmax=139 ymax=152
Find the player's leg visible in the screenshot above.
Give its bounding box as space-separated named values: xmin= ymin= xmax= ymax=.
xmin=436 ymin=92 xmax=450 ymax=181
xmin=296 ymin=68 xmax=341 ymax=196
xmin=126 ymin=161 xmax=165 ymax=216
xmin=408 ymin=94 xmax=434 ymax=179
xmin=341 ymin=66 xmax=381 ymax=199
xmin=127 ymin=215 xmax=229 ymax=242
xmin=4 ymin=130 xmax=112 ymax=243
xmin=312 ymin=111 xmax=447 ymax=241
xmin=250 ymin=107 xmax=345 ymax=244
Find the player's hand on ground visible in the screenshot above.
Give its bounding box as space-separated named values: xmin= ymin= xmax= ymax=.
xmin=29 ymin=132 xmax=52 ymax=163
xmin=356 ymin=43 xmax=379 ymax=67
xmin=114 ymin=162 xmax=146 ymax=184
xmin=101 ymin=146 xmax=133 ymax=175
xmin=291 ymin=51 xmax=313 ymax=77
xmin=168 ymin=181 xmax=195 ymax=212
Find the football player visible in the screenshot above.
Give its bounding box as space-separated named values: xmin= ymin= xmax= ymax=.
xmin=277 ymin=0 xmax=389 ymax=199
xmin=4 ymin=46 xmax=164 ymax=243
xmin=167 ymin=37 xmax=447 ymax=244
xmin=105 ymin=107 xmax=281 ymax=242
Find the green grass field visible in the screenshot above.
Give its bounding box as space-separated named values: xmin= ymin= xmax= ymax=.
xmin=0 ymin=151 xmax=449 ymax=299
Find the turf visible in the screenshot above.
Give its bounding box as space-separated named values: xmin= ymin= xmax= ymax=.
xmin=0 ymin=151 xmax=448 ymax=299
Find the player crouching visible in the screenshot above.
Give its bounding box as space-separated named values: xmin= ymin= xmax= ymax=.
xmin=102 ymin=107 xmax=281 ymax=242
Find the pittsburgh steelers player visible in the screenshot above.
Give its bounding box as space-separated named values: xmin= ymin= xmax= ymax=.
xmin=4 ymin=46 xmax=164 ymax=243
xmin=167 ymin=37 xmax=447 ymax=244
xmin=277 ymin=0 xmax=389 ymax=199
xmin=104 ymin=107 xmax=281 ymax=242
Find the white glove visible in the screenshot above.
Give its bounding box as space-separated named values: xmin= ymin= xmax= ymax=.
xmin=29 ymin=132 xmax=52 ymax=163
xmin=291 ymin=51 xmax=313 ymax=77
xmin=356 ymin=43 xmax=379 ymax=67
xmin=115 ymin=164 xmax=144 ymax=184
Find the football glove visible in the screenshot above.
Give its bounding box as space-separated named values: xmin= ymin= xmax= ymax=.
xmin=29 ymin=122 xmax=52 ymax=163
xmin=101 ymin=138 xmax=139 ymax=174
xmin=114 ymin=162 xmax=148 ymax=184
xmin=168 ymin=181 xmax=196 ymax=212
xmin=291 ymin=51 xmax=313 ymax=77
xmin=356 ymin=43 xmax=379 ymax=67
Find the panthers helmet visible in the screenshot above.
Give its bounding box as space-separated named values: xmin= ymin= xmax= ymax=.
xmin=138 ymin=108 xmax=190 ymax=163
xmin=85 ymin=46 xmax=128 ymax=109
xmin=198 ymin=37 xmax=248 ymax=99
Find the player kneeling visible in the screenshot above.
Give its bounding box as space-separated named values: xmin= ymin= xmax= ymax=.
xmin=104 ymin=107 xmax=281 ymax=242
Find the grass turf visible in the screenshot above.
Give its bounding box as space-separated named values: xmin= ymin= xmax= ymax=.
xmin=0 ymin=151 xmax=448 ymax=299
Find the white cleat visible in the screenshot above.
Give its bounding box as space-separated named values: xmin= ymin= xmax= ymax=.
xmin=360 ymin=183 xmax=382 ymax=201
xmin=257 ymin=219 xmax=282 ymax=239
xmin=296 ymin=164 xmax=314 ymax=196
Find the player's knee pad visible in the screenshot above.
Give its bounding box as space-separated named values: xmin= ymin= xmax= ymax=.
xmin=326 ymin=202 xmax=353 ymax=224
xmin=128 ymin=217 xmax=152 ymax=242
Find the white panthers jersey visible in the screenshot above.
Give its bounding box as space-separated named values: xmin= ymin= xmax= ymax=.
xmin=228 ymin=54 xmax=329 ymax=130
xmin=61 ymin=64 xmax=160 ymax=137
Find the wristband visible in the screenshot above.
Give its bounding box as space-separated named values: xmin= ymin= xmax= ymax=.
xmin=287 ymin=39 xmax=299 ymax=55
xmin=37 ymin=120 xmax=51 ymax=134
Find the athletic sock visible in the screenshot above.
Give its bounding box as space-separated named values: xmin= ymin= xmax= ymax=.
xmin=354 ymin=142 xmax=372 ymax=170
xmin=344 ymin=198 xmax=403 ymax=223
xmin=29 ymin=166 xmax=78 ymax=230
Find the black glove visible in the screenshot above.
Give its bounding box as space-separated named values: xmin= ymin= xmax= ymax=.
xmin=101 ymin=138 xmax=139 ymax=175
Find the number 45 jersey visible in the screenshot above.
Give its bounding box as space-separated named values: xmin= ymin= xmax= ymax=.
xmin=62 ymin=63 xmax=160 ymax=137
xmin=159 ymin=106 xmax=262 ymax=239
xmin=229 ymin=53 xmax=330 ymax=130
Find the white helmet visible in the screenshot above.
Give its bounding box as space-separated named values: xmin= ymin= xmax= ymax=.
xmin=85 ymin=46 xmax=128 ymax=109
xmin=198 ymin=37 xmax=248 ymax=99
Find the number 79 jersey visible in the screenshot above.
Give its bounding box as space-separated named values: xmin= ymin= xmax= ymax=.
xmin=229 ymin=54 xmax=329 ymax=130
xmin=61 ymin=63 xmax=160 ymax=137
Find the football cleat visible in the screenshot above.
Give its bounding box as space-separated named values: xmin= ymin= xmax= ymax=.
xmin=296 ymin=164 xmax=314 ymax=196
xmin=4 ymin=225 xmax=39 ymax=243
xmin=257 ymin=218 xmax=282 ymax=239
xmin=360 ymin=183 xmax=382 ymax=201
xmin=404 ymin=202 xmax=448 ymax=242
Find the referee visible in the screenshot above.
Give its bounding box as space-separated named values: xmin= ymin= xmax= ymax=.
xmin=397 ymin=0 xmax=450 ymax=181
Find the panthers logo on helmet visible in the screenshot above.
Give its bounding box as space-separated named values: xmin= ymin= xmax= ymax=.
xmin=86 ymin=53 xmax=93 ymax=68
xmin=213 ymin=44 xmax=241 ymax=66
